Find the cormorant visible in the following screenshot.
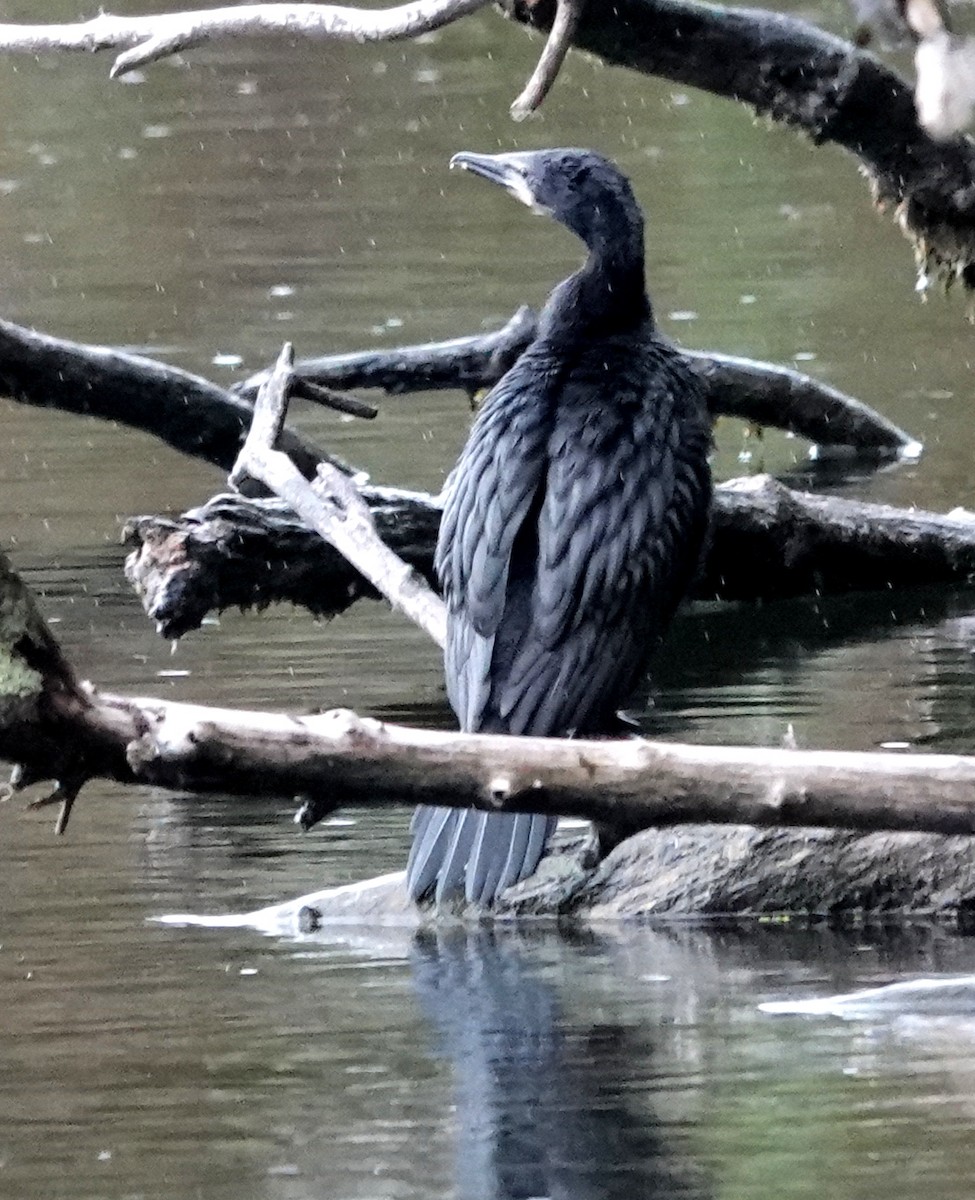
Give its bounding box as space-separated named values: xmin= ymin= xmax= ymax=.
xmin=406 ymin=148 xmax=712 ymax=907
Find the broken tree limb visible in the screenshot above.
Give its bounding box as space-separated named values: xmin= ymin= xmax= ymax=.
xmin=124 ymin=488 xmax=442 ymax=638
xmin=8 ymin=547 xmax=975 ymax=843
xmin=105 ymin=707 xmax=975 ymax=840
xmin=235 ymin=308 xmax=917 ymax=456
xmin=229 ymin=343 xmax=447 ymax=646
xmin=0 ymin=311 xmax=917 ymax=457
xmin=0 ymin=0 xmax=552 ymax=121
xmin=509 ymin=0 xmax=583 ymax=119
xmin=0 ymin=1 xmax=491 ymax=76
xmin=235 ymin=305 xmax=539 ymax=401
xmin=3 ymin=1 xmax=975 ymax=288
xmin=0 ymin=317 xmax=339 ymax=480
xmin=701 ymin=474 xmax=975 ymax=599
xmin=501 ymin=0 xmax=975 ymax=291
xmin=123 ymin=474 xmax=975 ymax=638
xmin=0 ymin=312 xmax=915 ymax=470
xmin=688 ymin=353 xmax=919 ymax=459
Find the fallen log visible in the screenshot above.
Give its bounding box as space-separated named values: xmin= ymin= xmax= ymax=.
xmin=235 ymin=307 xmax=916 ymax=457
xmin=124 ymin=488 xmax=442 ymax=638
xmin=7 ymin=546 xmax=975 ymax=846
xmin=0 ymin=314 xmax=931 ymax=632
xmin=12 ymin=547 xmax=975 ymax=920
xmin=123 ymin=475 xmax=975 ymax=638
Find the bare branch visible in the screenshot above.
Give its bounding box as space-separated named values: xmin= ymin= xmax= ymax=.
xmin=17 ymin=676 xmax=975 ymax=843
xmin=123 ymin=473 xmax=975 ymax=639
xmin=10 ymin=550 xmax=975 ymax=920
xmin=501 ymin=0 xmax=975 ymax=293
xmin=230 ymin=343 xmax=447 ymax=646
xmin=689 ymin=351 xmax=920 ymax=458
xmin=237 ymin=308 xmax=917 ymax=456
xmin=0 ymin=0 xmax=491 ymax=78
xmin=0 ymin=315 xmax=341 ymax=480
xmin=292 ymin=376 xmax=378 ymax=420
xmin=0 ymin=307 xmax=915 ymax=462
xmin=6 ymin=536 xmax=975 ymax=845
xmin=510 ymin=0 xmax=584 ymax=120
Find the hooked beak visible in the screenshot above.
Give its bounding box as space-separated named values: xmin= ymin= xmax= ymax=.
xmin=449 ymin=151 xmax=548 ymax=215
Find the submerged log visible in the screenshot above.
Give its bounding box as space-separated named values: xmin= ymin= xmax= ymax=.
xmin=124 ymin=475 xmax=975 ymax=638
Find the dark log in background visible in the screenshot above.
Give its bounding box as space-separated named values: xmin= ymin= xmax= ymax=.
xmin=124 ymin=476 xmax=975 ymax=639
xmin=502 ymin=0 xmax=975 ymax=286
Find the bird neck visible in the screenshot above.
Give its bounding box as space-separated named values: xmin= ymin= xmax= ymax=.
xmin=540 ymin=243 xmax=653 ymax=343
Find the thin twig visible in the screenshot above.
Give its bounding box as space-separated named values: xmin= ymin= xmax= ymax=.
xmin=510 ymin=0 xmax=585 ymax=119
xmin=292 ymin=377 xmax=378 ymax=420
xmin=27 ymin=779 xmax=83 ymax=835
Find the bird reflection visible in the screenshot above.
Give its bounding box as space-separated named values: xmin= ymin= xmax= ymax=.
xmin=410 ymin=927 xmax=707 ymax=1200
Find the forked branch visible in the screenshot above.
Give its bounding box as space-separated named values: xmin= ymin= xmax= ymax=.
xmin=230 ymin=343 xmax=447 ymax=646
xmin=0 ymin=0 xmax=571 ymax=117
xmin=0 ymin=1 xmax=491 ymax=76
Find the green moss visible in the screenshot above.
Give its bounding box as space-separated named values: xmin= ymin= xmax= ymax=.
xmin=0 ymin=644 xmax=43 ymax=700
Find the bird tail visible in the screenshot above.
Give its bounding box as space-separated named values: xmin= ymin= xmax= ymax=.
xmin=406 ymin=805 xmax=556 ymax=907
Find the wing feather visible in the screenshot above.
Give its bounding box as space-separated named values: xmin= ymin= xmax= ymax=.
xmin=409 ymin=334 xmax=711 ymax=906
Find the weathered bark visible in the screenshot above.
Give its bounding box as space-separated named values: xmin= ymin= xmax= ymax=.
xmin=509 ymin=0 xmax=582 ymax=118
xmin=236 ymin=307 xmax=916 ymax=456
xmin=123 ymin=475 xmax=975 ymax=638
xmin=0 ymin=0 xmax=563 ymax=122
xmin=688 ymin=352 xmax=916 ymax=458
xmin=702 ymin=474 xmax=975 ymax=599
xmin=0 ymin=2 xmax=972 ymax=288
xmin=0 ymin=317 xmax=338 ymax=480
xmin=0 ymin=313 xmax=915 ymax=479
xmin=9 ymin=543 xmax=975 ymax=841
xmin=503 ymin=0 xmax=975 ymax=289
xmin=235 ymin=306 xmax=539 ymax=401
xmin=0 ymin=2 xmax=493 ymax=75
xmin=124 ymin=488 xmax=441 ymax=638
xmin=230 ymin=343 xmax=446 ymax=645
xmin=11 ymin=550 xmax=975 ymax=920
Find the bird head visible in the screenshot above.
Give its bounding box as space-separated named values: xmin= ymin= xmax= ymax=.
xmin=449 ymin=148 xmax=643 ymax=258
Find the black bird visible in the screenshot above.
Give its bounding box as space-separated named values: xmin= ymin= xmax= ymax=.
xmin=406 ymin=148 xmax=712 ymax=907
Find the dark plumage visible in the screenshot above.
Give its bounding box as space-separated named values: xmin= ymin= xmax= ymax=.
xmin=406 ymin=148 xmax=712 ymax=907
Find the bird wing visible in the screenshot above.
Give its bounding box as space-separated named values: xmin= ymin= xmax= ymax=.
xmin=492 ymin=347 xmax=712 ymax=736
xmin=411 ymin=343 xmax=709 ymax=905
xmin=435 ymin=348 xmax=560 ymax=732
xmin=409 ymin=351 xmax=561 ymax=904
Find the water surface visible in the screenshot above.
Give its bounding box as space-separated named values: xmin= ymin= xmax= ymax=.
xmin=3 ymin=2 xmax=975 ymax=1196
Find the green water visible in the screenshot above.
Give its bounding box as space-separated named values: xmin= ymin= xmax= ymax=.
xmin=3 ymin=2 xmax=975 ymax=1196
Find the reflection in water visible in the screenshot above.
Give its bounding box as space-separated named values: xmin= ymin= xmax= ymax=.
xmin=411 ymin=927 xmax=707 ymax=1200
xmin=9 ymin=0 xmax=975 ymax=1195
